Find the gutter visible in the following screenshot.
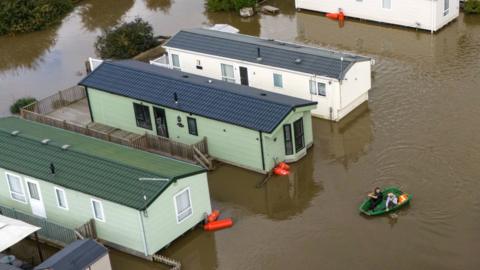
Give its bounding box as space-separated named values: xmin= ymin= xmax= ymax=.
xmin=138 ymin=211 xmax=149 ymax=257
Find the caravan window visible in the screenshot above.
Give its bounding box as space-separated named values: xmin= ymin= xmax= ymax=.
xmin=133 ymin=103 xmax=152 ymax=130
xmin=221 ymin=64 xmax=235 ymax=83
xmin=6 ymin=173 xmax=26 ymax=203
xmin=382 ymin=0 xmax=391 ymax=9
xmin=443 ymin=0 xmax=449 ymax=16
xmin=172 ymin=54 xmax=180 ymax=70
xmin=174 ymin=188 xmax=193 ymax=223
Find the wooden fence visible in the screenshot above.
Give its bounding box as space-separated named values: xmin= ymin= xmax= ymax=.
xmin=22 ymin=85 xmax=86 ymax=115
xmin=20 ymin=87 xmax=212 ymax=168
xmin=75 ymin=219 xmax=97 ymax=240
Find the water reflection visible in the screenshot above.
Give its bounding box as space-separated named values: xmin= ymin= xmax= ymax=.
xmin=314 ymin=103 xmax=373 ymax=169
xmin=144 ymin=0 xmax=172 ymax=12
xmin=0 ymin=26 xmax=58 ymax=72
xmin=209 ymin=153 xmax=321 ymax=220
xmin=79 ymin=0 xmax=135 ymax=31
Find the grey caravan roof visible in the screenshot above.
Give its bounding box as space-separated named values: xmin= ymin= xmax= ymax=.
xmin=34 ymin=239 xmax=107 ymax=270
xmin=79 ymin=60 xmax=317 ymax=133
xmin=164 ymin=28 xmax=371 ymax=80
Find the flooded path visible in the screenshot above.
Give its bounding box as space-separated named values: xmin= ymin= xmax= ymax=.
xmin=2 ymin=0 xmax=480 ymax=269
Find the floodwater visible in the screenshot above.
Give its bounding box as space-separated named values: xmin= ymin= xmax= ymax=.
xmin=2 ymin=0 xmax=480 ymax=269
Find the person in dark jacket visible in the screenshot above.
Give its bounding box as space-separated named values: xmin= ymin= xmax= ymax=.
xmin=368 ymin=187 xmax=383 ymax=211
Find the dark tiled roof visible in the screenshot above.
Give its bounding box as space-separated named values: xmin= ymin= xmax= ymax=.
xmin=164 ymin=28 xmax=370 ymax=79
xmin=34 ymin=240 xmax=107 ymax=270
xmin=0 ymin=118 xmax=205 ymax=210
xmin=79 ymin=60 xmax=316 ymax=133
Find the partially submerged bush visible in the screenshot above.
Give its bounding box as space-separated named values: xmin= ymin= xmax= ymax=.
xmin=465 ymin=0 xmax=480 ymax=14
xmin=0 ymin=0 xmax=74 ymax=35
xmin=207 ymin=0 xmax=256 ymax=12
xmin=10 ymin=97 xmax=37 ymax=114
xmin=95 ymin=18 xmax=160 ymax=59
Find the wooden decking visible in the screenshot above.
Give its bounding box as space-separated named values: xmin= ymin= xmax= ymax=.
xmin=20 ymin=86 xmax=213 ymax=169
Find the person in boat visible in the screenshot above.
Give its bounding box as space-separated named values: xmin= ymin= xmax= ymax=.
xmin=385 ymin=192 xmax=398 ymax=211
xmin=367 ymin=187 xmax=383 ymax=211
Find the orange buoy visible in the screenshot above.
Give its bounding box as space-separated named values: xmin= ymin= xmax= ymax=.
xmin=207 ymin=210 xmax=220 ymax=223
xmin=326 ymin=13 xmax=339 ymax=20
xmin=277 ymin=162 xmax=290 ymax=171
xmin=398 ymin=194 xmax=408 ymax=204
xmin=273 ymin=167 xmax=289 ymax=176
xmin=204 ymin=218 xmax=233 ymax=231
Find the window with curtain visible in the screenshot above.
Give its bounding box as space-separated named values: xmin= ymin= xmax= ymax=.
xmin=55 ymin=187 xmax=68 ymax=209
xmin=293 ymin=118 xmax=305 ymax=152
xmin=309 ymin=80 xmax=317 ymax=95
xmin=91 ymin=199 xmax=105 ymax=222
xmin=221 ymin=64 xmax=235 ymax=83
xmin=443 ymin=0 xmax=449 ymax=16
xmin=273 ymin=73 xmax=283 ymax=88
xmin=133 ymin=103 xmax=152 ymax=130
xmin=187 ymin=117 xmax=198 ymax=136
xmin=382 ymin=0 xmax=391 ymax=9
xmin=309 ymin=80 xmax=327 ymax=97
xmin=6 ymin=173 xmax=26 ymax=203
xmin=174 ymin=188 xmax=193 ymax=223
xmin=172 ymin=54 xmax=180 ymax=70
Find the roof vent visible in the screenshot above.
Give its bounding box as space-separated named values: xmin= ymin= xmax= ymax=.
xmin=174 ymin=92 xmax=178 ymax=104
xmin=50 ymin=163 xmax=56 ymax=175
xmin=260 ymin=93 xmax=267 ymax=96
xmin=208 ymin=79 xmax=213 ymax=83
xmin=61 ymin=144 xmax=70 ymax=150
xmin=182 ymin=75 xmax=189 ymax=78
xmin=257 ymin=48 xmax=262 ymax=62
xmin=11 ymin=130 xmax=19 ymax=136
xmin=42 ymin=139 xmax=50 ymax=144
xmin=295 ymin=58 xmax=302 ymax=64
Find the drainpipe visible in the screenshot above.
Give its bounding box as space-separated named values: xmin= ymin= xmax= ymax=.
xmin=138 ymin=211 xmax=149 ymax=257
xmin=431 ymin=0 xmax=435 ymax=34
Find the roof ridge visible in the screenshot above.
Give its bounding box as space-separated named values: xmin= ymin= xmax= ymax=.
xmin=182 ymin=28 xmax=368 ymax=62
xmin=0 ymin=127 xmax=171 ymax=180
xmin=109 ymin=60 xmax=300 ymax=109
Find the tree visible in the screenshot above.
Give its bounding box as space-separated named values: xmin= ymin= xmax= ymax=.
xmin=10 ymin=97 xmax=37 ymax=114
xmin=95 ymin=18 xmax=160 ymax=59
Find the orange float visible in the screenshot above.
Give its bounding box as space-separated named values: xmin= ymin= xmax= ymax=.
xmin=273 ymin=167 xmax=289 ymax=176
xmin=398 ymin=194 xmax=409 ymax=204
xmin=277 ymin=162 xmax=290 ymax=170
xmin=207 ymin=210 xmax=220 ymax=223
xmin=204 ymin=218 xmax=234 ymax=231
xmin=326 ymin=13 xmax=339 ymax=20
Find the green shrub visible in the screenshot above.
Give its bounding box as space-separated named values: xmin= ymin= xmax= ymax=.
xmin=207 ymin=0 xmax=256 ymax=12
xmin=0 ymin=0 xmax=74 ymax=35
xmin=94 ymin=18 xmax=160 ymax=59
xmin=10 ymin=97 xmax=37 ymax=114
xmin=465 ymin=0 xmax=480 ymax=14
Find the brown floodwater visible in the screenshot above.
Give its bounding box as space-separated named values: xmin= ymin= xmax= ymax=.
xmin=2 ymin=0 xmax=480 ymax=269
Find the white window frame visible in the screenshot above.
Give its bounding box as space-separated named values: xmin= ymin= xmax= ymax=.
xmin=443 ymin=0 xmax=449 ymax=16
xmin=273 ymin=73 xmax=283 ymax=88
xmin=91 ymin=198 xmax=106 ymax=222
xmin=382 ymin=0 xmax=391 ymax=9
xmin=309 ymin=80 xmax=327 ymax=97
xmin=54 ymin=187 xmax=69 ymax=210
xmin=220 ymin=63 xmax=235 ymax=83
xmin=5 ymin=172 xmax=27 ymax=204
xmin=172 ymin=54 xmax=180 ymax=70
xmin=173 ymin=187 xmax=193 ymax=224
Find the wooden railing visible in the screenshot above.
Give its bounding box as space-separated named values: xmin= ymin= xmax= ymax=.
xmin=20 ymin=87 xmax=212 ymax=168
xmin=22 ymin=85 xmax=86 ymax=115
xmin=75 ymin=219 xmax=97 ymax=240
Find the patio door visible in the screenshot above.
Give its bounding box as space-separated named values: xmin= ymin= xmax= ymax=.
xmin=26 ymin=179 xmax=47 ymax=218
xmin=154 ymin=107 xmax=169 ymax=138
xmin=239 ymin=66 xmax=249 ymax=86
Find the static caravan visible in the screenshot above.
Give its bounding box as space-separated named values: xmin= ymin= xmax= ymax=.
xmin=80 ymin=60 xmax=317 ymax=174
xmin=0 ymin=117 xmax=211 ymax=258
xmin=295 ymin=0 xmax=459 ymax=32
xmin=157 ymin=28 xmax=371 ymax=121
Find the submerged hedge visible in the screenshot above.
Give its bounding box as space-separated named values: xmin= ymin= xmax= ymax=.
xmin=465 ymin=0 xmax=480 ymax=14
xmin=207 ymin=0 xmax=256 ymax=12
xmin=0 ymin=0 xmax=74 ymax=35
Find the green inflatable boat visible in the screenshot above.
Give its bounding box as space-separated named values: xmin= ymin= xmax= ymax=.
xmin=359 ymin=187 xmax=412 ymax=216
